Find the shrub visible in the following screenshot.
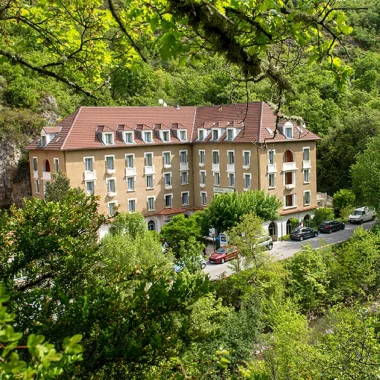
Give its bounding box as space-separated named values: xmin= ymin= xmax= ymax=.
xmin=332 ymin=189 xmax=356 ymax=218
xmin=312 ymin=207 xmax=334 ymax=228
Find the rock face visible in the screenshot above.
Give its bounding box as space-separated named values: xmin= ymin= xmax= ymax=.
xmin=0 ymin=139 xmax=31 ymax=208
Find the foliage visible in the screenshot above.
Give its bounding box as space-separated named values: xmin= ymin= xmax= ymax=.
xmin=109 ymin=211 xmax=148 ymax=238
xmin=175 ymin=237 xmax=205 ymax=274
xmin=0 ymin=283 xmax=83 ymax=378
xmin=312 ymin=207 xmax=334 ymax=227
xmin=205 ymin=190 xmax=282 ymax=233
xmin=351 ymin=134 xmax=380 ymax=212
xmin=332 ymin=189 xmax=355 ymax=218
xmin=44 ymin=171 xmax=71 ymax=202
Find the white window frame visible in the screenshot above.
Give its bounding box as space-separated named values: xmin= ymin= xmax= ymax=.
xmin=41 ymin=135 xmax=47 ymax=147
xmin=127 ymin=176 xmax=135 ymax=192
xmin=143 ymin=130 xmax=153 ymax=143
xmin=199 ymin=150 xmax=205 ymax=166
xmin=123 ymin=131 xmax=134 ymax=144
xmin=106 ymin=178 xmax=116 ymax=193
xmin=160 ymin=130 xmax=171 ymax=142
xmin=54 ymin=158 xmax=59 ymax=172
xmin=33 ymin=157 xmax=38 ymax=171
xmin=181 ymin=171 xmax=189 ymax=185
xmin=164 ymin=172 xmax=172 ymax=187
xmin=179 ymin=150 xmax=188 ymax=164
xmin=284 ymin=194 xmax=296 ymax=209
xmin=181 ymin=191 xmax=190 ymax=206
xmin=212 ymin=129 xmax=219 ymax=141
xmin=226 ymin=128 xmax=234 ymax=141
xmin=85 ymin=180 xmax=95 ymax=195
xmin=103 ymin=132 xmax=114 ymax=145
xmin=228 ymin=173 xmax=235 ymax=187
xmin=268 ymin=150 xmax=275 ymax=165
xmin=269 ymin=173 xmax=275 ymax=188
xmin=147 ymin=196 xmax=156 ymax=211
xmin=128 ymin=198 xmax=137 ymax=213
xmin=303 ymin=168 xmax=310 ymax=184
xmin=107 ymin=201 xmax=118 ymax=216
xmin=179 ymin=129 xmax=188 ymax=141
xmin=84 ymin=156 xmax=95 ymax=171
xmin=212 ymin=150 xmax=219 ymax=164
xmin=146 ymin=174 xmax=154 ymax=189
xmin=125 ymin=153 xmax=135 ymax=168
xmin=200 ymin=170 xmax=206 ymax=185
xmin=227 ymin=150 xmax=235 ymax=165
xmin=105 ymin=155 xmax=115 ymax=170
xmin=303 ymin=147 xmax=310 ymax=161
xmin=198 ymin=129 xmax=205 ymax=141
xmin=164 ymin=193 xmax=173 ymax=208
xmin=35 ymin=179 xmax=40 ymax=194
xmin=284 ymin=171 xmax=295 ymax=186
xmin=284 ymin=122 xmax=293 ymax=139
xmin=304 ymin=190 xmax=311 ymax=206
xmin=244 ymin=173 xmax=252 ymax=189
xmin=200 ymin=191 xmax=207 ymax=206
xmin=162 ymin=151 xmax=171 ymax=168
xmin=144 ymin=152 xmax=154 ymax=167
xmin=214 ymin=172 xmax=220 ymax=186
xmin=243 ymin=151 xmax=251 ymax=167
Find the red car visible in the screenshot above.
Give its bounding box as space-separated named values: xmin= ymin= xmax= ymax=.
xmin=209 ymin=246 xmax=238 ymax=264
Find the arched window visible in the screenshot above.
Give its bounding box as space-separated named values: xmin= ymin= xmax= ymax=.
xmin=147 ymin=220 xmax=156 ymax=231
xmin=283 ymin=150 xmax=294 ymax=163
xmin=303 ymin=214 xmax=311 ymax=227
xmin=268 ymin=221 xmax=277 ymax=237
xmin=286 ymin=219 xmax=293 ymax=234
xmin=44 ymin=160 xmax=51 ymax=172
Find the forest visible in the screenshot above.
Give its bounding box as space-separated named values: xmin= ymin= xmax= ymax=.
xmin=1 ymin=0 xmax=380 ymax=378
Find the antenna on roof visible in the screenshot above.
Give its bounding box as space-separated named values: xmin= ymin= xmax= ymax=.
xmin=158 ymin=99 xmax=168 ymax=107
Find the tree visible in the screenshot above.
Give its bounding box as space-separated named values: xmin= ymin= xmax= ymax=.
xmin=205 ymin=190 xmax=282 ymax=233
xmin=332 ymin=189 xmax=355 ymax=218
xmin=351 ymin=134 xmax=380 ymax=212
xmin=44 ymin=171 xmax=71 ymax=202
xmin=312 ymin=207 xmax=334 ymax=228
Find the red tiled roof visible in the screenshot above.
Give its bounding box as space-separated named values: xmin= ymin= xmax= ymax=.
xmin=26 ymin=102 xmax=320 ymax=151
xmin=156 ymin=207 xmax=189 ymax=216
xmin=279 ymin=206 xmax=317 ymax=216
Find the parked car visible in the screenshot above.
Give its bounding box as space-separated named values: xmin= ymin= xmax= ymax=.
xmin=290 ymin=227 xmax=318 ymax=241
xmin=209 ymin=246 xmax=238 ymax=264
xmin=318 ymin=220 xmax=345 ymax=234
xmin=253 ymin=236 xmax=274 ymax=250
xmin=348 ymin=207 xmax=376 ymax=224
xmin=174 ymin=256 xmax=207 ymax=273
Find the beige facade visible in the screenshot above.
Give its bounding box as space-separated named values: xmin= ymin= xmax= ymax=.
xmin=26 ymin=103 xmax=320 ymax=236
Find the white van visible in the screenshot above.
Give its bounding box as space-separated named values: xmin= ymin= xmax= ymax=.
xmin=348 ymin=207 xmax=376 ymax=224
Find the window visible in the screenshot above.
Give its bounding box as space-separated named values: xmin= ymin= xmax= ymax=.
xmin=147 ymin=197 xmax=155 ymax=211
xmin=164 ymin=173 xmax=172 ymax=186
xmin=103 ymin=132 xmax=114 ymax=145
xmin=269 ymin=173 xmax=275 ymax=188
xmin=163 ymin=152 xmax=171 ymax=166
xmin=181 ymin=171 xmax=189 ymax=184
xmin=199 ymin=150 xmax=205 ymax=165
xmin=127 ymin=177 xmax=135 ymax=191
xmin=108 ymin=202 xmax=117 ymax=216
xmin=35 ymin=179 xmax=40 ymax=194
xmin=201 ymin=192 xmax=207 ymax=205
xmin=143 ymin=131 xmax=153 ymax=143
xmin=244 ymin=174 xmax=251 ymax=189
xmin=200 ymin=171 xmax=206 ymax=185
xmin=303 ymin=147 xmax=310 ymax=161
xmin=228 ymin=173 xmax=235 ymax=187
xmin=124 ymin=132 xmax=134 ymax=144
xmin=285 ymin=172 xmax=294 ymax=185
xmin=165 ymin=194 xmax=173 ymax=208
xmin=147 ymin=220 xmax=156 ymax=230
xmin=41 ymin=135 xmax=47 ymax=147
xmin=304 ymin=169 xmax=310 ymax=183
xmin=161 ymin=130 xmax=170 ymax=142
xmin=243 ymin=151 xmax=250 ymax=167
xmin=105 ymin=156 xmax=115 ymax=170
xmin=226 ymin=128 xmax=234 ymax=141
xmin=180 ymin=150 xmax=188 ymax=163
xmin=304 ymin=191 xmax=311 ymax=205
xmin=212 ymin=129 xmax=219 ymax=141
xmin=146 ymin=174 xmax=154 ymax=189
xmin=212 ymin=151 xmax=219 ymax=164
xmin=128 ymin=199 xmax=136 ymax=212
xmin=182 ymin=191 xmax=190 ymax=206
xmin=214 ymin=172 xmax=220 ymax=186
xmin=179 ymin=130 xmax=187 ymax=141
xmin=228 ymin=151 xmax=235 ymax=165
xmin=285 ymin=194 xmax=295 ymax=208
xmin=84 ymin=157 xmax=94 ymax=171
xmin=33 ymin=157 xmax=38 ymax=171
xmin=268 ymin=150 xmax=275 ymax=165
xmin=107 ymin=178 xmax=116 ymax=193
xmin=284 ymin=126 xmax=293 ymax=138
xmin=86 ymin=181 xmax=94 ymax=195
xmin=198 ymin=129 xmax=205 ymax=141
xmin=126 ymin=154 xmax=134 ymax=168
xmin=54 ymin=158 xmax=59 ymax=172
xmin=145 ymin=153 xmax=153 ymax=167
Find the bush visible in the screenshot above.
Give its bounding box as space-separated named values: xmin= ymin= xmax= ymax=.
xmin=312 ymin=208 xmax=334 ymax=228
xmin=280 ymin=234 xmax=290 ymax=241
xmin=332 ymin=189 xmax=356 ymax=218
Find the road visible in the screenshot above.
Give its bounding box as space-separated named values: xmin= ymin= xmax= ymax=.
xmin=204 ymin=221 xmax=376 ymax=280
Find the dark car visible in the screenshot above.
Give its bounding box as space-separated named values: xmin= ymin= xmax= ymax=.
xmin=318 ymin=220 xmax=345 ymax=234
xmin=290 ymin=227 xmax=318 ymax=241
xmin=209 ymin=246 xmax=238 ymax=264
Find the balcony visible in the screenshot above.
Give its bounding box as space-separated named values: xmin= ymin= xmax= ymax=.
xmin=106 ymin=168 xmax=116 ymax=175
xmin=165 ymin=184 xmax=172 ymax=190
xmin=125 ymin=167 xmax=136 ymax=176
xmin=282 ymin=162 xmax=297 ymax=171
xmin=285 ymin=184 xmax=295 ymax=190
xmin=107 ymin=191 xmax=117 ymax=198
xmin=227 ymin=164 xmax=235 ymax=172
xmin=163 ymin=163 xmax=172 ymax=169
xmin=267 ymin=163 xmax=277 ymax=173
xmin=243 ymin=164 xmax=250 ymax=170
xmin=84 ymin=170 xmax=97 ymax=181
xmin=303 ymin=160 xmax=311 ymax=169
xmin=200 ymin=183 xmax=206 ymax=188
xmin=42 ymin=171 xmax=51 ymax=181
xmin=144 ymin=166 xmax=155 ymax=175
xmin=33 ymin=170 xmax=39 ymax=179
xmin=212 ymin=163 xmax=220 ymax=172
xmin=180 ymin=162 xmax=189 ymax=171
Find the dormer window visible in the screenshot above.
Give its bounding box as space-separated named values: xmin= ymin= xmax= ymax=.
xmin=143 ymin=131 xmax=153 ymax=143
xmin=179 ymin=130 xmax=187 ymax=141
xmin=198 ymin=129 xmax=205 ymax=141
xmin=160 ymin=130 xmax=171 ymax=142
xmin=226 ymin=128 xmax=234 ymax=141
xmin=284 ymin=122 xmax=293 ymax=139
xmin=41 ymin=136 xmax=47 ymax=147
xmin=123 ymin=131 xmax=134 ymax=144
xmin=103 ymin=132 xmax=114 ymax=145
xmin=212 ymin=129 xmax=219 ymax=141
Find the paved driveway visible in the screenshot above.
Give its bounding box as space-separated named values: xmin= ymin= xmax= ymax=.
xmin=204 ymin=221 xmax=377 ymax=280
